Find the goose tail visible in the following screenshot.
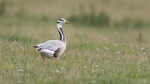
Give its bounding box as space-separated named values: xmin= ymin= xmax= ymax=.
xmin=33 ymin=46 xmax=38 ymax=48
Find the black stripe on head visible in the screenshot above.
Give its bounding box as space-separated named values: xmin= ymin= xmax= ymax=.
xmin=59 ymin=19 xmax=64 ymax=21
xmin=57 ymin=22 xmax=60 ymax=23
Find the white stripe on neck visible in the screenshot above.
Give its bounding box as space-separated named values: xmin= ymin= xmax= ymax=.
xmin=57 ymin=24 xmax=64 ymax=41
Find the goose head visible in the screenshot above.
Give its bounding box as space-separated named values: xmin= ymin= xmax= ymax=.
xmin=57 ymin=18 xmax=70 ymax=25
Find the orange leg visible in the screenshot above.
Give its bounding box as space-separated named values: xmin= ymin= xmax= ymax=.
xmin=55 ymin=59 xmax=57 ymax=64
xmin=40 ymin=54 xmax=46 ymax=65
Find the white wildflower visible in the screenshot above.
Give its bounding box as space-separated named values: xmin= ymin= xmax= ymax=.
xmin=19 ymin=69 xmax=23 ymax=72
xmin=102 ymin=37 xmax=107 ymax=40
xmin=20 ymin=74 xmax=23 ymax=76
xmin=78 ymin=53 xmax=81 ymax=56
xmin=17 ymin=80 xmax=22 ymax=83
xmin=83 ymin=66 xmax=87 ymax=69
xmin=143 ymin=52 xmax=146 ymax=54
xmin=13 ymin=40 xmax=17 ymax=44
xmin=95 ymin=65 xmax=98 ymax=68
xmin=64 ymin=76 xmax=71 ymax=78
xmin=114 ymin=44 xmax=118 ymax=46
xmin=147 ymin=49 xmax=150 ymax=51
xmin=107 ymin=60 xmax=110 ymax=63
xmin=115 ymin=52 xmax=120 ymax=54
xmin=139 ymin=48 xmax=144 ymax=50
xmin=49 ymin=76 xmax=52 ymax=79
xmin=104 ymin=47 xmax=109 ymax=50
xmin=91 ymin=80 xmax=96 ymax=83
xmin=2 ymin=71 xmax=6 ymax=74
xmin=96 ymin=48 xmax=100 ymax=50
xmin=86 ymin=42 xmax=89 ymax=44
xmin=56 ymin=69 xmax=59 ymax=73
xmin=20 ymin=47 xmax=24 ymax=50
xmin=61 ymin=67 xmax=65 ymax=70
xmin=143 ymin=79 xmax=147 ymax=83
xmin=115 ymin=32 xmax=119 ymax=35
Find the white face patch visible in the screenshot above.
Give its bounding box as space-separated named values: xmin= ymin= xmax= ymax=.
xmin=57 ymin=18 xmax=66 ymax=24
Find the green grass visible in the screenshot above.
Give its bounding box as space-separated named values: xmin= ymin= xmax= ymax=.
xmin=0 ymin=39 xmax=150 ymax=84
xmin=0 ymin=0 xmax=150 ymax=84
xmin=0 ymin=20 xmax=150 ymax=84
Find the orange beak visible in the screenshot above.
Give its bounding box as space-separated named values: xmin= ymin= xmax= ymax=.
xmin=65 ymin=21 xmax=70 ymax=24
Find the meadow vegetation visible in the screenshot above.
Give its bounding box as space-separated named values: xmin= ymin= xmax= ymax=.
xmin=0 ymin=0 xmax=150 ymax=84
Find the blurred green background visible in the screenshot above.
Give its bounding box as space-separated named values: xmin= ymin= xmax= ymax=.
xmin=1 ymin=0 xmax=150 ymax=28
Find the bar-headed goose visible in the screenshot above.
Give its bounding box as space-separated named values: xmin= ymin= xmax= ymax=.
xmin=33 ymin=18 xmax=70 ymax=65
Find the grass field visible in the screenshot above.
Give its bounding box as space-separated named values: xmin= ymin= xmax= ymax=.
xmin=0 ymin=0 xmax=150 ymax=84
